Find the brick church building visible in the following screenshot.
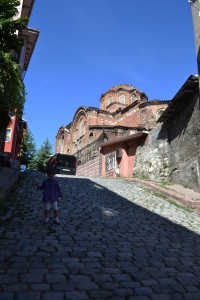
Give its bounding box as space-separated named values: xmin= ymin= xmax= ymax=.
xmin=56 ymin=84 xmax=169 ymax=177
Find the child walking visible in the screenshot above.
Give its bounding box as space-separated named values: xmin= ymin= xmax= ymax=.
xmin=38 ymin=166 xmax=63 ymax=224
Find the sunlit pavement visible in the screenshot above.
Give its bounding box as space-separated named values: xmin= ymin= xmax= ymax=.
xmin=1 ymin=172 xmax=200 ymax=300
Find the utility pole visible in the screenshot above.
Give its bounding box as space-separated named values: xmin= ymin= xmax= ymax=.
xmin=188 ymin=0 xmax=200 ymax=76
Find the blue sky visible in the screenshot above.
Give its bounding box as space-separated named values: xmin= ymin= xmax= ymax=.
xmin=24 ymin=0 xmax=197 ymax=151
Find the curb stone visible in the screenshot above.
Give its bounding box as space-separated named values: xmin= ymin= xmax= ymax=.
xmin=129 ymin=177 xmax=200 ymax=210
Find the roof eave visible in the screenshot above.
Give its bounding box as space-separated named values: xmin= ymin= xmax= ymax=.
xmin=21 ymin=28 xmax=40 ymax=71
xmin=99 ymin=132 xmax=147 ymax=148
xmin=157 ymin=75 xmax=199 ymax=124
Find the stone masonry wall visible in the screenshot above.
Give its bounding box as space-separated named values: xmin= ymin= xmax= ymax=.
xmin=134 ymin=125 xmax=171 ymax=182
xmin=168 ymin=94 xmax=200 ymax=192
xmin=134 ymin=92 xmax=200 ymax=193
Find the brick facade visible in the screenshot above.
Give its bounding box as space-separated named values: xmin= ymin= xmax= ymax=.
xmin=56 ymin=84 xmax=169 ymax=177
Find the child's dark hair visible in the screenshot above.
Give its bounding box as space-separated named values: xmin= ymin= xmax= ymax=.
xmin=45 ymin=165 xmax=56 ymax=175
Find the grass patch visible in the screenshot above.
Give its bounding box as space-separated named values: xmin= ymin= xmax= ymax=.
xmin=157 ymin=181 xmax=172 ymax=187
xmin=145 ymin=188 xmax=195 ymax=212
xmin=134 ymin=176 xmax=172 ymax=187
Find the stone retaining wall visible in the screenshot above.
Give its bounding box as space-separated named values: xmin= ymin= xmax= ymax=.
xmin=0 ymin=167 xmax=19 ymax=200
xmin=134 ymin=90 xmax=200 ymax=193
xmin=134 ymin=126 xmax=171 ymax=182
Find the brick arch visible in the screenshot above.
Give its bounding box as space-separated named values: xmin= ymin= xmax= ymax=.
xmin=118 ymin=92 xmax=126 ymax=104
xmin=71 ymin=108 xmax=87 ymax=143
xmin=89 ymin=132 xmax=94 ymax=143
xmin=97 ymin=132 xmax=108 ymax=143
xmin=156 ymin=108 xmax=165 ymax=121
xmin=56 ymin=126 xmax=65 ymax=145
xmin=104 ymin=92 xmax=115 ymax=108
xmin=73 ymin=107 xmax=87 ymax=128
xmin=55 ymin=126 xmax=65 ymax=154
xmin=78 ymin=118 xmax=85 ymax=137
xmin=56 ymin=126 xmax=65 ymax=137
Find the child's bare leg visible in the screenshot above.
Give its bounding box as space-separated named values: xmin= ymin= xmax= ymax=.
xmin=53 ymin=202 xmax=59 ymax=224
xmin=43 ymin=202 xmax=50 ymax=223
xmin=44 ymin=210 xmax=50 ymax=218
xmin=53 ymin=210 xmax=58 ymax=218
xmin=43 ymin=210 xmax=50 ymax=223
xmin=53 ymin=210 xmax=60 ymax=224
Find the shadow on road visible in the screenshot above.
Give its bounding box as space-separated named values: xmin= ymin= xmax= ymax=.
xmin=0 ymin=174 xmax=200 ymax=299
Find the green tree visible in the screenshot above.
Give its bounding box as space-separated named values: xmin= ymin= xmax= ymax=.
xmin=0 ymin=0 xmax=27 ymax=132
xmin=0 ymin=0 xmax=27 ymax=52
xmin=18 ymin=128 xmax=37 ymax=168
xmin=35 ymin=139 xmax=53 ymax=172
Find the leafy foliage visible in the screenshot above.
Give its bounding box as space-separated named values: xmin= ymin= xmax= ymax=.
xmin=35 ymin=139 xmax=53 ymax=172
xmin=18 ymin=128 xmax=37 ymax=167
xmin=0 ymin=0 xmax=27 ymax=53
xmin=19 ymin=136 xmax=53 ymax=172
xmin=0 ymin=0 xmax=27 ymax=132
xmin=0 ymin=52 xmax=26 ymax=131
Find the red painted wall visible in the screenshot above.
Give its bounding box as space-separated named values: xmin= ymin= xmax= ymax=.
xmin=3 ymin=115 xmax=18 ymax=161
xmin=101 ymin=136 xmax=147 ymax=178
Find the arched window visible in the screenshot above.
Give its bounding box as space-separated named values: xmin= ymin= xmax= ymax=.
xmin=79 ymin=118 xmax=83 ymax=137
xmin=119 ymin=93 xmax=125 ymax=103
xmin=89 ymin=132 xmax=94 ymax=143
xmin=101 ymin=99 xmax=104 ymax=110
xmin=75 ymin=128 xmax=78 ymax=141
xmin=107 ymin=96 xmax=113 ymax=106
xmin=83 ymin=121 xmax=86 ymax=135
xmin=131 ymin=93 xmax=137 ymax=102
xmin=156 ymin=109 xmax=165 ymax=121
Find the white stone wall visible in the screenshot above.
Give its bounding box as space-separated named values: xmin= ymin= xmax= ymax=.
xmin=134 ymin=126 xmax=171 ymax=182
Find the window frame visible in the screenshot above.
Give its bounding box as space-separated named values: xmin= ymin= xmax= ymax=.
xmin=5 ymin=128 xmax=12 ymax=142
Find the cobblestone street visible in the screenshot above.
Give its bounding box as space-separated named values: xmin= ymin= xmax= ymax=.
xmin=1 ymin=172 xmax=200 ymax=300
